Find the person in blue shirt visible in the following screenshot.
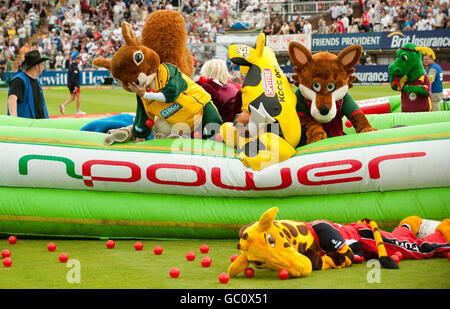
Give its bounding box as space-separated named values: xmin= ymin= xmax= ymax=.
xmin=7 ymin=50 xmax=49 ymax=119
xmin=422 ymin=49 xmax=444 ymax=111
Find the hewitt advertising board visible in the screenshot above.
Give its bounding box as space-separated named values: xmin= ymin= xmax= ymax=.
xmin=4 ymin=69 xmax=113 ymax=87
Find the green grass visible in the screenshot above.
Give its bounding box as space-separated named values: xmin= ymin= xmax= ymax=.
xmin=1 ymin=238 xmax=449 ymax=289
xmin=0 ymin=84 xmax=448 ymax=289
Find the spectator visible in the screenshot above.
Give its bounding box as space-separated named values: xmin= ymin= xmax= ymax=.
xmin=330 ymin=2 xmax=340 ymax=21
xmin=381 ymin=10 xmax=391 ymax=31
xmin=288 ymin=21 xmax=297 ymax=34
xmin=423 ymin=51 xmax=444 ymax=111
xmin=272 ymin=21 xmax=282 ymax=35
xmin=0 ymin=54 xmax=6 ymax=81
xmin=341 ymin=13 xmax=350 ymax=32
xmin=335 ymin=16 xmax=346 ymax=33
xmin=365 ymin=57 xmax=375 ymax=65
xmin=404 ymin=15 xmax=415 ymax=30
xmin=17 ymin=25 xmax=27 ymax=47
xmin=346 ymin=3 xmax=353 ymax=25
xmin=397 ymin=6 xmax=407 ymax=30
xmin=317 ymin=19 xmax=327 ymax=34
xmin=55 ymin=51 xmax=64 ymax=69
xmin=424 ymin=13 xmax=436 ymax=30
xmin=370 ymin=1 xmax=381 ymax=32
xmin=7 ymin=50 xmax=49 ymax=119
xmin=5 ymin=55 xmax=13 ymax=72
xmin=263 ymin=20 xmax=273 ymax=35
xmin=416 ymin=15 xmax=427 ymax=30
xmin=295 ymin=19 xmax=304 ymax=33
xmin=197 ymin=59 xmax=241 ymax=123
xmin=435 ymin=7 xmax=448 ymax=28
xmin=359 ymin=8 xmax=372 ymax=32
xmin=113 ymin=1 xmax=124 ymax=26
xmin=338 ymin=1 xmax=347 ymax=16
xmin=47 ymin=54 xmax=56 ymax=70
xmin=280 ymin=21 xmax=289 ymax=34
xmin=303 ymin=19 xmax=312 ymax=34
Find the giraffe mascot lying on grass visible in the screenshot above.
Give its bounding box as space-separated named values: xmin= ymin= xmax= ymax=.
xmin=220 ymin=33 xmax=301 ymax=171
xmin=228 ymin=207 xmax=450 ymax=278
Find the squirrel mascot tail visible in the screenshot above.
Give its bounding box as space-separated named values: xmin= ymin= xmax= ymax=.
xmin=358 ymin=218 xmax=399 ymax=269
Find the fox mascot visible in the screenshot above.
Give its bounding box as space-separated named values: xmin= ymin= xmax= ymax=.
xmin=288 ymin=42 xmax=377 ymax=145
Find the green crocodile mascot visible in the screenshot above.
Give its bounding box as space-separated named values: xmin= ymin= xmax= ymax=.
xmin=389 ymin=43 xmax=432 ymax=112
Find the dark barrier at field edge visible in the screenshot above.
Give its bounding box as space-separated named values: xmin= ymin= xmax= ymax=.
xmin=281 ymin=64 xmax=390 ymax=85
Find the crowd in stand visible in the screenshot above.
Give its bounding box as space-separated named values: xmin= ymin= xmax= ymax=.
xmin=266 ymin=0 xmax=449 ymax=35
xmin=0 ymin=0 xmax=245 ymax=77
xmin=0 ymin=0 xmax=449 ymax=80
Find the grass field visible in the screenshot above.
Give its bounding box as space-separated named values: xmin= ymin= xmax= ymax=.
xmin=1 ymin=238 xmax=449 ymax=289
xmin=0 ymin=84 xmax=449 ymax=290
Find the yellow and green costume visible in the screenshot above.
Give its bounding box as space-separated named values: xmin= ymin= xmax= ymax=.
xmin=133 ymin=63 xmax=221 ymax=138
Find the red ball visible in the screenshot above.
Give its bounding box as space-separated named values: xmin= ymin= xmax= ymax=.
xmin=145 ymin=119 xmax=154 ymax=128
xmin=278 ymin=269 xmax=289 ymax=280
xmin=230 ymin=254 xmax=239 ymax=263
xmin=153 ymin=246 xmax=163 ymax=255
xmin=169 ymin=267 xmax=180 ymax=278
xmin=106 ymin=239 xmax=115 ymax=249
xmin=391 ymin=254 xmax=400 ymax=264
xmin=244 ymin=267 xmax=255 ymax=278
xmin=47 ymin=243 xmax=56 ymax=252
xmin=447 ymin=252 xmax=450 ymax=261
xmin=193 ymin=131 xmax=202 ymax=139
xmin=8 ymin=236 xmax=17 ymax=245
xmin=59 ymin=253 xmax=68 ymax=263
xmin=134 ymin=242 xmax=143 ymax=251
xmin=215 ymin=133 xmax=223 ymax=142
xmin=2 ymin=257 xmax=12 ymax=267
xmin=394 ymin=251 xmax=403 ymax=261
xmin=199 ymin=76 xmax=208 ymax=84
xmin=186 ymin=251 xmax=196 ymax=261
xmin=200 ymin=244 xmax=209 ymax=254
xmin=2 ymin=249 xmax=11 ymax=259
xmin=218 ymin=272 xmax=230 ymax=284
xmin=201 ymin=256 xmax=212 ymax=267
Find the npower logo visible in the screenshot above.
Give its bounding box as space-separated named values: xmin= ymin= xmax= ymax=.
xmin=18 ymin=152 xmax=426 ymax=191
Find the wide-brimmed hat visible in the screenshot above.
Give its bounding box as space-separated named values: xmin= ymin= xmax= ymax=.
xmin=20 ymin=50 xmax=49 ymax=71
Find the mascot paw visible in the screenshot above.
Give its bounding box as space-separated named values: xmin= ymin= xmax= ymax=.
xmin=379 ymin=256 xmax=399 ymax=269
xmin=360 ymin=127 xmax=378 ymax=133
xmin=402 ymin=85 xmax=415 ymax=95
xmin=133 ymin=137 xmax=146 ymax=143
xmin=307 ymin=131 xmax=327 ymax=144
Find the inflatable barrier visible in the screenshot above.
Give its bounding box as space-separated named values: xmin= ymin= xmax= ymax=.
xmin=0 ymin=113 xmax=449 ymax=239
xmin=353 ymin=88 xmax=450 ymax=115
